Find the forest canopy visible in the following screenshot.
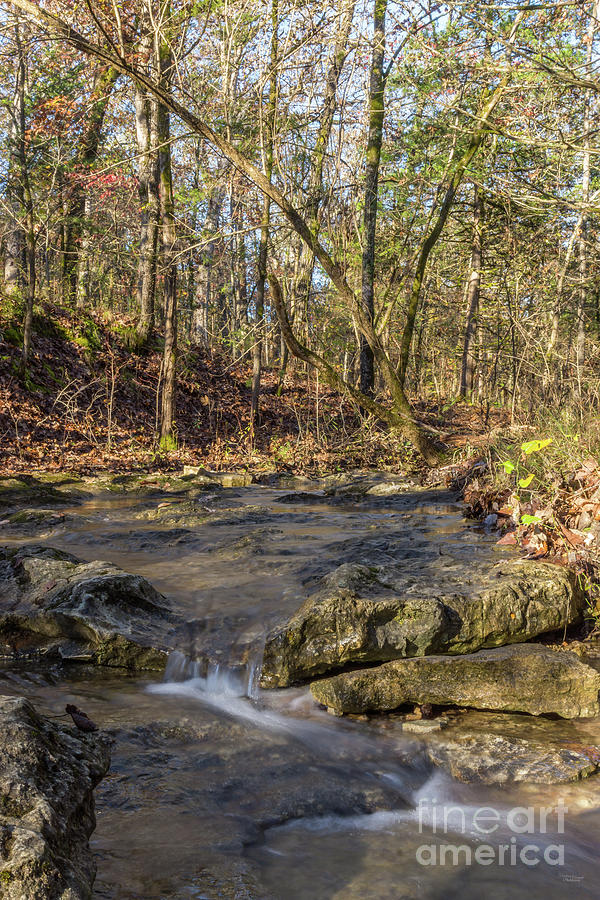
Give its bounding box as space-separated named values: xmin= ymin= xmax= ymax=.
xmin=1 ymin=0 xmax=599 ymax=465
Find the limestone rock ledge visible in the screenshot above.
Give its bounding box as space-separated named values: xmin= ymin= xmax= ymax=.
xmin=261 ymin=559 xmax=585 ymax=687
xmin=0 ymin=545 xmax=178 ymax=670
xmin=310 ymin=643 xmax=600 ymax=718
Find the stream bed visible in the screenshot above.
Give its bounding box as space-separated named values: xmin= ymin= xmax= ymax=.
xmin=1 ymin=478 xmax=600 ymax=898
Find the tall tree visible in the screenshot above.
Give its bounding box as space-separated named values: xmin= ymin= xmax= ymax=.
xmin=360 ymin=0 xmax=387 ymax=395
xmin=251 ymin=0 xmax=278 ymax=433
xmin=460 ymin=185 xmax=484 ymax=398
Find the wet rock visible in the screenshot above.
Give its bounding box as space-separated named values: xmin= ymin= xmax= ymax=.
xmin=0 ymin=545 xmax=178 ymax=669
xmin=424 ymin=710 xmax=600 ymax=783
xmin=402 ymin=718 xmax=448 ymax=734
xmin=310 ymin=644 xmax=600 ymax=718
xmin=0 ymin=476 xmax=88 ymax=514
xmin=135 ymin=500 xmax=273 ymax=529
xmin=82 ymin=472 xmax=219 ymax=498
xmin=75 ymin=527 xmax=206 ymax=553
xmin=0 ymin=694 xmax=111 ymax=898
xmin=0 ymin=508 xmax=81 ymax=537
xmin=274 ymin=474 xmax=424 ymax=505
xmin=261 ymin=559 xmax=585 ymax=687
xmin=182 ymin=466 xmax=253 ymax=487
xmin=209 ymin=528 xmax=284 ymax=558
xmin=134 ymin=499 xmax=214 ymax=527
xmin=275 ymin=491 xmax=328 ymax=504
xmin=261 ymin=564 xmax=453 ymax=687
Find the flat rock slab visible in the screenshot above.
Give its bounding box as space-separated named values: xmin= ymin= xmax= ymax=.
xmin=0 ymin=508 xmax=82 ymax=537
xmin=0 ymin=695 xmax=111 ymax=898
xmin=261 ymin=559 xmax=584 ymax=687
xmin=181 ymin=466 xmax=253 ymax=487
xmin=0 ymin=545 xmax=179 ymax=669
xmin=0 ymin=476 xmax=89 ymax=514
xmin=421 ymin=709 xmax=600 ymax=783
xmin=310 ymin=643 xmax=600 ymax=718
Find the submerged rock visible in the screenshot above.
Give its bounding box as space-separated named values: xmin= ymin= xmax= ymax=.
xmin=261 ymin=559 xmax=585 ymax=687
xmin=423 ymin=709 xmax=600 ymax=783
xmin=310 ymin=644 xmax=600 ymax=718
xmin=0 ymin=694 xmax=111 ymax=898
xmin=0 ymin=545 xmax=178 ymax=669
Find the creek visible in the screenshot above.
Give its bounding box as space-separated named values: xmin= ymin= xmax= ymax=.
xmin=1 ymin=479 xmax=599 ymax=898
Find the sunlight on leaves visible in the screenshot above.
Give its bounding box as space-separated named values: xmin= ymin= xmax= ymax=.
xmin=521 ymin=438 xmax=552 ymax=455
xmin=518 ymin=473 xmax=535 ymax=488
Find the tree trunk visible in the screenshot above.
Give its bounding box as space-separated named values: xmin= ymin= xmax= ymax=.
xmin=459 ymin=185 xmax=483 ymax=399
xmin=63 ymin=65 xmax=118 ymax=306
xmin=193 ymin=186 xmax=223 ymax=345
xmin=135 ymin=23 xmax=160 ymax=344
xmin=291 ymin=0 xmax=355 ymax=371
xmin=575 ymin=0 xmax=598 ymax=395
xmin=157 ymin=33 xmax=177 ymax=448
xmin=251 ymin=0 xmax=278 ymax=433
xmin=396 ymin=19 xmax=524 ymax=387
xmin=10 ymin=15 xmax=36 ymax=370
xmin=12 ymin=0 xmax=471 ymax=464
xmin=360 ymin=0 xmax=387 ymax=395
xmin=4 ymin=15 xmax=26 ymax=300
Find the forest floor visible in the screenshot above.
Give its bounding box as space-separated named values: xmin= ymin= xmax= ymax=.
xmin=0 ymin=301 xmax=508 ymax=477
xmin=2 ymin=301 xmax=600 ymax=617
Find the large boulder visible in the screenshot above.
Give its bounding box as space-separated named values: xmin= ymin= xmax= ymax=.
xmin=0 ymin=695 xmax=111 ymax=898
xmin=310 ymin=643 xmax=600 ymax=718
xmin=260 ymin=559 xmax=585 ymax=687
xmin=0 ymin=545 xmax=178 ymax=669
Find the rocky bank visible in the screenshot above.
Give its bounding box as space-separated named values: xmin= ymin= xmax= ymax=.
xmin=0 ymin=695 xmax=110 ymax=899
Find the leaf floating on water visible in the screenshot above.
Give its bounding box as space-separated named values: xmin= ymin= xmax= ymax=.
xmin=496 ymin=531 xmax=517 ymax=546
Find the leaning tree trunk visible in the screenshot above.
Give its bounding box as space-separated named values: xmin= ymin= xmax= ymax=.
xmin=396 ymin=17 xmax=525 ymax=388
xmin=9 ymin=0 xmax=468 ymax=464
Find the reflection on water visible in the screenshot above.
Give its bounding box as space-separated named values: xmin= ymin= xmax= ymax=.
xmin=1 ymin=483 xmax=600 ymax=898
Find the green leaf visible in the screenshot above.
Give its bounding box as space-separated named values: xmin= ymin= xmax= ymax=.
xmin=518 ymin=473 xmax=535 ymax=488
xmin=521 ymin=438 xmax=553 ymax=455
xmin=520 ymin=514 xmax=541 ymax=525
xmin=502 ymin=460 xmax=515 ymax=474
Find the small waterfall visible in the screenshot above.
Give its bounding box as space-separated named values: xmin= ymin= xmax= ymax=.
xmin=163 ymin=650 xmax=202 ymax=682
xmin=161 ymin=641 xmax=265 ymax=700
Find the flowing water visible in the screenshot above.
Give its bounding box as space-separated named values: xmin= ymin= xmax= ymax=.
xmin=2 ymin=479 xmax=600 ymax=898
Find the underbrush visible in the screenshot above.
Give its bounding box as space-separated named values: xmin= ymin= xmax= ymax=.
xmin=458 ymin=407 xmax=600 ymax=634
